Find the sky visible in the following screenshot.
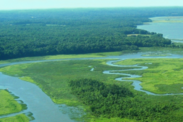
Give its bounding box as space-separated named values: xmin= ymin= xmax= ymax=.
xmin=1 ymin=0 xmax=183 ymax=10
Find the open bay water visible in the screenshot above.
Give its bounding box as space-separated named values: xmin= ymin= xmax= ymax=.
xmin=137 ymin=17 xmax=183 ymax=43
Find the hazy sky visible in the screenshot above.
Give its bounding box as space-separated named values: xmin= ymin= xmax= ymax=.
xmin=1 ymin=0 xmax=183 ymax=10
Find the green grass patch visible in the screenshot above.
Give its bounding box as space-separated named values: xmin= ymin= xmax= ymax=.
xmin=0 ymin=90 xmax=26 ymax=116
xmin=0 ymin=61 xmax=8 ymax=65
xmin=0 ymin=51 xmax=122 ymax=65
xmin=116 ymin=58 xmax=183 ymax=94
xmin=0 ymin=114 xmax=29 ymax=122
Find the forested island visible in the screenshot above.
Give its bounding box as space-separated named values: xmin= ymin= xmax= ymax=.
xmin=1 ymin=7 xmax=183 ymax=60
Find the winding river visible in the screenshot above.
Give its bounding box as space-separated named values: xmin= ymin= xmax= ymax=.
xmin=104 ymin=58 xmax=183 ymax=96
xmin=0 ymin=52 xmax=183 ymax=121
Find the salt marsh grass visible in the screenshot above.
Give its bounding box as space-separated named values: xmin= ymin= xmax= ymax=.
xmin=0 ymin=59 xmax=130 ymax=105
xmin=116 ymin=58 xmax=183 ymax=94
xmin=0 ymin=114 xmax=29 ymax=122
xmin=0 ymin=90 xmax=29 ymax=122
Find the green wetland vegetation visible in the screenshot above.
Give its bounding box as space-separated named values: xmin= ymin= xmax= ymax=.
xmin=0 ymin=51 xmax=122 ymax=65
xmin=0 ymin=90 xmax=29 ymax=122
xmin=116 ymin=58 xmax=183 ymax=94
xmin=0 ymin=114 xmax=29 ymax=122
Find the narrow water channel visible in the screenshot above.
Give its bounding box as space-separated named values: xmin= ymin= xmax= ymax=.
xmin=104 ymin=59 xmax=183 ymax=96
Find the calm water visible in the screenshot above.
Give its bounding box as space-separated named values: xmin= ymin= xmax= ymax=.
xmin=0 ymin=73 xmax=73 ymax=122
xmin=137 ymin=17 xmax=183 ymax=43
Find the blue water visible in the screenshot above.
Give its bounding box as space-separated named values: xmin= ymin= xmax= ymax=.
xmin=137 ymin=17 xmax=183 ymax=43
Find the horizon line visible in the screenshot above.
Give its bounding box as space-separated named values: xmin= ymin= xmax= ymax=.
xmin=1 ymin=6 xmax=183 ymax=11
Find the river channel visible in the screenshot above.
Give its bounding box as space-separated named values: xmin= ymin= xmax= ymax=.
xmin=0 ymin=52 xmax=183 ymax=121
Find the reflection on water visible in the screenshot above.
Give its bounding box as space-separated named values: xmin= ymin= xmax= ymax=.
xmin=57 ymin=104 xmax=86 ymax=122
xmin=0 ymin=73 xmax=74 ymax=122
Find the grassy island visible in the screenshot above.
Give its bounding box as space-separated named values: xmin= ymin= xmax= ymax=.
xmin=0 ymin=90 xmax=29 ymax=122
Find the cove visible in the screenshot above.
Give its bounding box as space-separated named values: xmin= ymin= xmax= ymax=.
xmin=137 ymin=16 xmax=183 ymax=43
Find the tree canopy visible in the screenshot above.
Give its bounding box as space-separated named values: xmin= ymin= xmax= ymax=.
xmin=1 ymin=7 xmax=183 ymax=60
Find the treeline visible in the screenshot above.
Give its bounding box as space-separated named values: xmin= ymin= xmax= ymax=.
xmin=0 ymin=8 xmax=183 ymax=60
xmin=69 ymin=79 xmax=182 ymax=121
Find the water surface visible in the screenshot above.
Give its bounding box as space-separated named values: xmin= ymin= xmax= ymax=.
xmin=0 ymin=73 xmax=73 ymax=122
xmin=137 ymin=17 xmax=183 ymax=43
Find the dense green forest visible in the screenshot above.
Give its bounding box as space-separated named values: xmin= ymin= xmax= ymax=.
xmin=70 ymin=79 xmax=182 ymax=121
xmin=1 ymin=7 xmax=183 ymax=60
